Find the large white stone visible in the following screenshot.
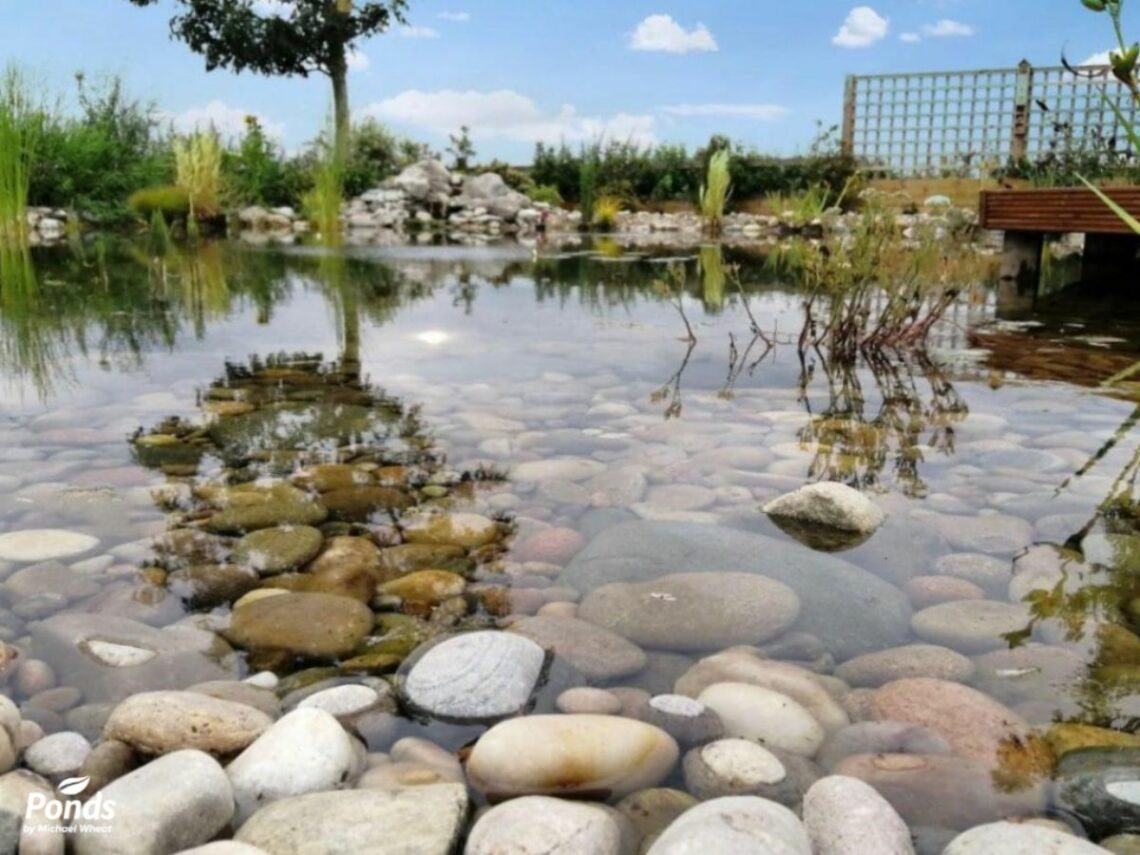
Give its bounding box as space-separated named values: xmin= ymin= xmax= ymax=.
xmin=647 ymin=796 xmax=810 ymax=854
xmin=226 ymin=709 xmax=362 ymax=825
xmin=697 ymin=683 xmax=824 ymax=756
xmin=467 ymin=715 xmax=678 ymax=800
xmin=942 ymin=821 xmax=1109 ymax=854
xmin=466 ymin=796 xmax=630 ymax=855
xmin=763 ymin=483 xmax=885 ymax=534
xmin=803 ymin=775 xmax=914 ymax=854
xmin=72 ymin=750 xmax=234 ymax=855
xmin=0 ymin=530 xmax=99 ymax=563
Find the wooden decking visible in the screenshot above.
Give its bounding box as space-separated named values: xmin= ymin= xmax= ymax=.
xmin=980 ymin=187 xmax=1140 ymax=235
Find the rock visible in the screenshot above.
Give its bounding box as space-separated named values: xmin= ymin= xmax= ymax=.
xmin=646 ymin=796 xmax=810 ymax=854
xmin=320 ymin=486 xmax=412 ymax=521
xmin=929 ymin=513 xmax=1034 ymax=556
xmin=578 ymin=573 xmax=799 ymax=652
xmin=674 ymin=649 xmax=849 ymax=733
xmin=910 ymin=600 xmax=1030 ymax=654
xmin=390 ymin=160 xmax=452 ymax=202
xmin=297 ymin=684 xmax=388 ymax=720
xmin=903 ymin=576 xmax=985 ymax=609
xmin=23 ymin=731 xmax=90 ymax=779
xmin=834 ymin=644 xmax=975 ymax=687
xmin=308 ymin=536 xmax=382 ymax=579
xmin=560 ymin=521 xmax=912 ymax=659
xmin=631 ymin=694 xmax=724 ymax=747
xmin=816 ymin=722 xmax=951 ymax=771
xmin=72 ymin=750 xmax=233 ymax=855
xmin=763 ymin=483 xmax=885 ymax=534
xmin=936 ymin=552 xmax=1010 ymax=592
xmin=1047 ymin=723 xmax=1140 ymax=757
xmin=835 ymin=753 xmax=1046 ymax=830
xmin=236 ymin=784 xmax=467 ymax=855
xmin=870 ymin=678 xmax=1030 ymax=762
xmin=467 ymin=715 xmax=678 ymax=801
xmin=227 ymin=708 xmax=362 ymax=825
xmin=509 ymin=615 xmax=646 ymax=680
xmin=77 ymin=738 xmax=137 ymax=796
xmin=400 ymin=631 xmax=547 ymax=723
xmin=0 ymin=529 xmax=99 ymax=563
xmin=455 ymin=172 xmax=531 ymax=221
xmin=683 ymin=738 xmax=818 ymax=806
xmin=167 ymin=564 xmax=259 ymax=609
xmin=971 ymin=643 xmax=1084 ymax=708
xmin=556 ymin=687 xmax=623 ymax=715
xmin=616 ymin=789 xmax=697 ymax=850
xmin=205 ymin=492 xmax=328 ymax=534
xmin=377 ymin=544 xmax=467 ymax=578
xmin=231 ymin=526 xmax=324 ymax=575
xmin=402 ymin=512 xmax=499 ymax=549
xmin=697 ymin=683 xmax=825 ymax=756
xmin=357 ymin=737 xmax=463 ymax=792
xmin=378 ymin=570 xmax=465 ymax=607
xmin=1054 ymin=747 xmax=1140 ymax=840
xmin=513 ymin=528 xmax=586 ymax=565
xmin=179 ymin=844 xmax=269 ymax=855
xmin=103 ymin=691 xmax=272 ymax=756
xmin=0 ymin=769 xmax=63 ymax=854
xmin=188 ymin=681 xmax=279 ymax=717
xmin=514 ymin=458 xmax=608 ymax=483
xmin=6 ymin=561 xmax=100 ymax=603
xmin=466 ymin=796 xmax=630 ymax=855
xmin=942 ymin=822 xmax=1108 ymax=854
xmin=803 ymin=775 xmax=914 ymax=854
xmin=224 ymin=593 xmax=372 ymax=659
xmin=30 ymin=613 xmax=234 ymax=703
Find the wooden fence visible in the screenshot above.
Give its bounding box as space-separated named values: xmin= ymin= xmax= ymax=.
xmin=841 ymin=60 xmax=1140 ymax=176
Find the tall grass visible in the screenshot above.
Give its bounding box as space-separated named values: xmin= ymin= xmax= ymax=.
xmin=700 ymin=149 xmax=731 ymax=235
xmin=174 ymin=132 xmax=222 ymax=220
xmin=303 ymin=133 xmax=344 ymax=243
xmin=579 ymin=145 xmax=599 ymax=228
xmin=0 ymin=68 xmax=42 ymax=245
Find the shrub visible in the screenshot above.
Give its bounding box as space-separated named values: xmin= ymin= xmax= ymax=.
xmin=528 ymin=184 xmax=564 ymax=206
xmin=127 ymin=185 xmax=190 ymax=220
xmin=700 ymin=149 xmax=732 ymax=234
xmin=224 ymin=116 xmax=289 ymax=207
xmin=593 ymin=196 xmax=622 ymax=231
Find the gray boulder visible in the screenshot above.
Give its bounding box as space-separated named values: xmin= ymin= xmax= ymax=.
xmin=389 ymin=160 xmax=451 ymax=203
xmin=454 ymin=172 xmax=530 ymax=221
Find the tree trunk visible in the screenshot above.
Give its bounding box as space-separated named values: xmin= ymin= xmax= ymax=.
xmin=330 ymin=58 xmax=350 ymax=165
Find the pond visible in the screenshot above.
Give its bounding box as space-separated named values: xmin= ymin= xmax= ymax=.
xmin=3 ymin=236 xmax=1140 ymax=851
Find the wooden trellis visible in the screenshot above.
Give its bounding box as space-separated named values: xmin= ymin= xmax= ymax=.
xmin=841 ymin=60 xmax=1140 ymax=176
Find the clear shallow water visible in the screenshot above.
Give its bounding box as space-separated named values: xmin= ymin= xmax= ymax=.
xmin=6 ymin=237 xmax=1140 ymax=845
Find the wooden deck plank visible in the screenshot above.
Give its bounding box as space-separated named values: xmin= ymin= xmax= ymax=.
xmin=980 ymin=187 xmax=1140 ymax=235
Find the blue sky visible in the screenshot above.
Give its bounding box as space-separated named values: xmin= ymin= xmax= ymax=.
xmin=0 ymin=0 xmax=1131 ymax=162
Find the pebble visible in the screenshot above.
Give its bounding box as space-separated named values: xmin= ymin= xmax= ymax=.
xmin=616 ymin=788 xmax=697 ymax=849
xmin=903 ymin=576 xmax=985 ymax=609
xmin=631 ymin=694 xmax=724 ymax=747
xmin=509 ymin=615 xmax=646 ymax=680
xmin=834 ymin=644 xmax=975 ymax=687
xmin=402 ymin=512 xmax=499 ymax=549
xmin=910 ymin=600 xmax=1031 ymax=654
xmin=72 ymin=749 xmax=234 ymax=855
xmin=103 ymin=691 xmax=273 ymax=756
xmin=647 ymin=795 xmax=811 ymax=854
xmin=815 ymin=722 xmax=951 ymax=771
xmin=763 ymin=482 xmax=885 ymax=533
xmin=400 ymin=632 xmax=547 ymax=723
xmin=578 ymin=573 xmax=800 ymax=652
xmin=226 ymin=708 xmax=363 ymax=825
xmin=224 ymin=593 xmax=373 ymax=659
xmin=0 ymin=530 xmax=99 ymax=563
xmin=803 ymin=775 xmax=915 ymax=854
xmin=23 ymin=730 xmax=91 ymax=779
xmin=466 ymin=795 xmax=631 ymax=855
xmin=556 ymin=687 xmax=623 ymax=715
xmin=467 ymin=714 xmax=679 ymax=800
xmin=943 ymin=821 xmax=1108 ymax=854
xmin=697 ymin=682 xmax=825 ymax=756
xmin=683 ymin=738 xmax=818 ymax=806
xmin=512 ymin=528 xmax=586 ymax=565
xmin=297 ymin=684 xmax=387 ymax=720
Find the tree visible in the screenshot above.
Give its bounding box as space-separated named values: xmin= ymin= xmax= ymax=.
xmin=125 ymin=0 xmax=408 ymax=161
xmin=447 ymin=125 xmax=475 ymax=172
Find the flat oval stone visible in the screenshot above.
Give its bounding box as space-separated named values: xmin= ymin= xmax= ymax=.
xmin=698 ymin=683 xmax=825 ymax=756
xmin=0 ymin=530 xmax=99 ymax=563
xmin=943 ymin=821 xmax=1107 ymax=854
xmin=834 ymin=644 xmax=975 ymax=688
xmin=911 ymin=600 xmax=1031 ymax=654
xmin=646 ymin=796 xmax=810 ymax=854
xmin=230 ymin=526 xmax=324 ymax=575
xmin=103 ymin=691 xmax=273 ymax=756
xmin=467 ymin=796 xmax=629 ymax=855
xmin=803 ymin=775 xmax=914 ymax=855
xmin=224 ymin=593 xmax=373 ymax=659
xmin=402 ymin=513 xmax=500 ymax=549
xmin=509 ymin=615 xmax=647 ymax=680
xmin=400 ymin=632 xmax=547 ymax=724
xmin=467 ymin=714 xmax=679 ymax=801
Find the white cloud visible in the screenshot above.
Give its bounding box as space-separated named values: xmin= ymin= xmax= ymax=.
xmin=832 ymin=7 xmax=889 ymax=48
xmin=358 ymin=89 xmax=657 ymax=146
xmin=166 ymin=101 xmax=285 ymax=141
xmin=346 ymin=48 xmax=370 ymax=72
xmin=921 ymin=19 xmax=974 ymax=38
xmin=661 ymin=103 xmax=789 ymax=121
xmin=399 ymin=25 xmax=440 ymax=39
xmin=629 ymin=14 xmax=718 ymax=54
xmin=1080 ymin=49 xmax=1113 ymax=66
xmin=437 ymin=11 xmax=470 ymax=22
xmin=900 ymin=32 xmax=921 ymax=44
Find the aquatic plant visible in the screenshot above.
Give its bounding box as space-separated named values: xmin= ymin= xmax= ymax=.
xmin=174 ymin=131 xmax=223 ymax=220
xmin=592 ymin=197 xmax=622 ymax=231
xmin=128 ymin=185 xmax=191 ymax=221
xmin=0 ymin=67 xmax=42 ymax=245
xmin=303 ymin=135 xmax=344 ymax=242
xmin=699 ymin=149 xmax=731 ymax=234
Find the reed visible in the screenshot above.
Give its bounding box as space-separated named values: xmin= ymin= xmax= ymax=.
xmin=0 ymin=67 xmax=41 ymax=246
xmin=303 ymin=136 xmax=344 ymax=242
xmin=174 ymin=132 xmax=223 ymax=220
xmin=699 ymin=149 xmax=732 ymax=235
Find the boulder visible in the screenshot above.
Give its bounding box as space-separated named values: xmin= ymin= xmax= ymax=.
xmin=103 ymin=691 xmax=272 ymax=756
xmin=454 ymin=172 xmax=531 ymax=222
xmin=389 ymin=160 xmax=452 ymax=203
xmin=763 ymin=483 xmax=885 ymax=534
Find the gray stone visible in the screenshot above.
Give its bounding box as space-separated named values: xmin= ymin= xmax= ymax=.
xmin=834 ymin=644 xmax=975 ymax=687
xmin=466 ymin=796 xmax=630 ymax=855
xmin=72 ymin=750 xmax=234 ymax=855
xmin=943 ymin=822 xmax=1107 ymax=854
xmin=647 ymin=796 xmax=810 ymax=854
xmin=509 ymin=615 xmax=647 ymax=680
xmin=763 ymin=483 xmax=885 ymax=534
xmin=1055 ymin=747 xmax=1140 ymax=841
xmin=30 ymin=614 xmax=235 ymax=703
xmin=816 ymin=722 xmax=951 ymax=771
xmin=560 ymin=522 xmax=912 ymax=659
xmin=803 ymin=775 xmax=914 ymax=854
xmin=399 ymin=631 xmax=547 ymax=723
xmin=235 ymin=784 xmax=468 ymax=855
xmin=23 ymin=731 xmax=90 ymax=779
xmin=911 ymin=600 xmax=1031 ymax=654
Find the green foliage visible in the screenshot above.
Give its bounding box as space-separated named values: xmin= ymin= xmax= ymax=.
xmin=0 ymin=67 xmax=42 ymax=245
xmin=447 ymin=125 xmax=476 ymax=173
xmin=223 ymin=116 xmax=289 ymax=207
xmin=127 ymin=185 xmax=191 ymax=220
xmin=527 ymin=184 xmax=564 ymax=207
xmin=340 ymin=119 xmax=428 ymax=199
xmin=532 ymin=127 xmax=856 ymax=209
xmin=579 ymin=146 xmax=599 ymax=225
xmin=174 ymin=132 xmax=223 ymax=218
xmin=30 ymin=75 xmax=172 ymax=226
xmin=303 ymin=136 xmax=343 ymax=242
xmin=147 ymin=208 xmax=171 ymax=258
xmin=700 ymin=149 xmax=732 ymax=233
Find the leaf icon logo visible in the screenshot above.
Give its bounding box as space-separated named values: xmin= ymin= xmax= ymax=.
xmin=58 ymin=777 xmax=90 ymax=797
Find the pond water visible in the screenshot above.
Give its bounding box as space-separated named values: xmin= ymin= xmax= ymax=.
xmin=4 ymin=237 xmax=1140 ymax=850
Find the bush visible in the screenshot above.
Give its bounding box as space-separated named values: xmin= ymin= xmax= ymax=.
xmin=127 ymin=185 xmax=190 ymax=220
xmin=528 ymin=184 xmax=563 ymax=206
xmin=223 ymin=116 xmax=290 ymax=208
xmin=174 ymin=132 xmax=222 ymax=218
xmin=593 ymin=197 xmax=622 ymax=231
